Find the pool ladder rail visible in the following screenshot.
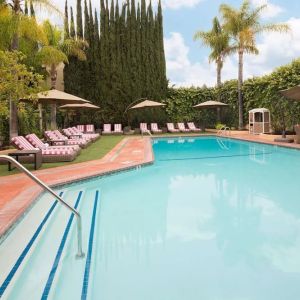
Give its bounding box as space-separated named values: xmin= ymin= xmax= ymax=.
xmin=0 ymin=155 xmax=85 ymax=259
xmin=217 ymin=126 xmax=231 ymax=137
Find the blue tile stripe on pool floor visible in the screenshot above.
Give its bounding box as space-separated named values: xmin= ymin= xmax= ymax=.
xmin=0 ymin=191 xmax=64 ymax=298
xmin=81 ymin=190 xmax=99 ymax=300
xmin=41 ymin=191 xmax=83 ymax=300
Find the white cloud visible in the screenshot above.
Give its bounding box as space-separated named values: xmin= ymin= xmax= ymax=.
xmin=251 ymin=0 xmax=284 ymax=19
xmin=165 ymin=19 xmax=300 ymax=87
xmin=161 ymin=0 xmax=203 ymax=9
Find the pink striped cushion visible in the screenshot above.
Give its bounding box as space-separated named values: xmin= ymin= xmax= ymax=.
xmin=11 ymin=136 xmax=35 ymax=150
xmin=77 ymin=125 xmax=85 ymax=132
xmin=26 ymin=134 xmax=47 ymax=149
xmin=103 ymin=124 xmax=111 ymax=132
xmin=86 ymin=124 xmax=95 ymax=133
xmin=42 ymin=148 xmax=74 ymax=155
xmin=114 ymin=124 xmax=122 ymax=132
xmin=53 ymin=130 xmax=67 ymax=140
xmin=140 ymin=123 xmax=148 ymax=131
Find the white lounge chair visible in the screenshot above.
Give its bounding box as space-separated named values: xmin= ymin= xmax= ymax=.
xmin=113 ymin=124 xmax=123 ymax=134
xmin=187 ymin=122 xmax=201 ymax=132
xmin=167 ymin=123 xmax=179 ymax=133
xmin=151 ymin=123 xmax=162 ymax=134
xmin=140 ymin=123 xmax=150 ymax=134
xmin=177 ymin=123 xmax=190 ymax=132
xmin=102 ymin=124 xmax=112 ymax=135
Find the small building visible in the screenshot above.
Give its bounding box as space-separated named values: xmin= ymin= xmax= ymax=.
xmin=249 ymin=108 xmax=271 ymax=134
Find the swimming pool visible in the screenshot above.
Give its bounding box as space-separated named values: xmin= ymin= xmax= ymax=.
xmin=1 ymin=136 xmax=300 ymax=299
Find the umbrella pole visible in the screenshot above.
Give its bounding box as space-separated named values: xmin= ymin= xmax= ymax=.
xmin=50 ymin=103 xmax=57 ymax=130
xmin=38 ymin=103 xmax=43 ymax=132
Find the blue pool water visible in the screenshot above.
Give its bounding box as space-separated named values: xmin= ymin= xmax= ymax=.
xmin=1 ymin=136 xmax=300 ymax=300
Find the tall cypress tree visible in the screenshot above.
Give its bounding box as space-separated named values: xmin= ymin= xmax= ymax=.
xmin=30 ymin=1 xmax=35 ymax=17
xmin=70 ymin=6 xmax=76 ymax=38
xmin=76 ymin=0 xmax=83 ymax=38
xmin=24 ymin=0 xmax=28 ymax=15
xmin=157 ymin=0 xmax=167 ymax=97
xmin=64 ymin=0 xmax=70 ymax=39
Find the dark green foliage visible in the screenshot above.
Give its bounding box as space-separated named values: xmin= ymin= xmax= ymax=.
xmin=63 ymin=0 xmax=168 ymax=125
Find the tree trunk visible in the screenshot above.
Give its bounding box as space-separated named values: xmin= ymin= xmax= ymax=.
xmin=9 ymin=0 xmax=21 ymax=140
xmin=50 ymin=64 xmax=57 ymax=89
xmin=50 ymin=64 xmax=57 ymax=130
xmin=216 ymin=60 xmax=222 ymax=122
xmin=238 ymin=49 xmax=244 ymax=130
xmin=216 ymin=60 xmax=222 ymax=89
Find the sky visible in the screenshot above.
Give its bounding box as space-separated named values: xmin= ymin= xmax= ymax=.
xmin=49 ymin=0 xmax=300 ymax=88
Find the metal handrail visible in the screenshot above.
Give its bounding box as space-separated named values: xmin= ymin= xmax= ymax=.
xmin=0 ymin=155 xmax=85 ymax=259
xmin=217 ymin=126 xmax=231 ymax=136
xmin=141 ymin=129 xmax=152 ymax=137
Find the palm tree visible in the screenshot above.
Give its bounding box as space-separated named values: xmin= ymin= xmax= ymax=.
xmin=1 ymin=0 xmax=59 ymax=139
xmin=220 ymin=0 xmax=289 ymax=130
xmin=37 ymin=20 xmax=88 ymax=129
xmin=194 ymin=17 xmax=229 ymax=88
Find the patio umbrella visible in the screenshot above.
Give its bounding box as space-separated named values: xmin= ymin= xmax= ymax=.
xmin=278 ymin=86 xmax=300 ymax=139
xmin=59 ymin=103 xmax=100 ymax=128
xmin=59 ymin=103 xmax=100 ymax=110
xmin=193 ymin=100 xmax=228 ymax=109
xmin=30 ymin=89 xmax=90 ymax=130
xmin=194 ymin=100 xmax=228 ymax=122
xmin=129 ymin=100 xmax=166 ymax=110
xmin=279 ymin=85 xmax=300 ymax=101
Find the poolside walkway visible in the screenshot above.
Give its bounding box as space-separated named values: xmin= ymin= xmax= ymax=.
xmin=0 ymin=137 xmax=153 ymax=239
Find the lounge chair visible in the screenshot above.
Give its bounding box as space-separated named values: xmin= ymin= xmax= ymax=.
xmin=187 ymin=122 xmax=201 ymax=132
xmin=140 ymin=123 xmax=150 ymax=134
xmin=151 ymin=123 xmax=162 ymax=134
xmin=86 ymin=124 xmax=96 ymax=133
xmin=63 ymin=128 xmax=94 ymax=142
xmin=113 ymin=124 xmax=123 ymax=134
xmin=70 ymin=127 xmax=99 ymax=141
xmin=51 ymin=130 xmax=91 ymax=148
xmin=77 ymin=125 xmax=85 ymax=133
xmin=167 ymin=123 xmax=180 ymax=133
xmin=177 ymin=123 xmax=190 ymax=132
xmin=11 ymin=136 xmax=77 ymax=162
xmin=295 ymin=125 xmax=300 ymax=143
xmin=26 ymin=133 xmax=81 ymax=154
xmin=102 ymin=124 xmax=112 ymax=135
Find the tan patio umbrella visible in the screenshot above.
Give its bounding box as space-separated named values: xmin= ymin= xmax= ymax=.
xmin=129 ymin=99 xmax=166 ymax=110
xmin=194 ymin=100 xmax=228 ymax=122
xmin=279 ymin=85 xmax=300 ymax=100
xmin=278 ymin=86 xmax=300 ymax=139
xmin=36 ymin=89 xmax=90 ymax=130
xmin=59 ymin=103 xmax=100 ymax=128
xmin=193 ymin=100 xmax=228 ymax=109
xmin=59 ymin=103 xmax=100 ymax=110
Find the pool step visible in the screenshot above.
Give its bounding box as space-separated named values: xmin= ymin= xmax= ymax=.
xmin=39 ymin=189 xmax=100 ymax=300
xmin=0 ymin=189 xmax=97 ymax=300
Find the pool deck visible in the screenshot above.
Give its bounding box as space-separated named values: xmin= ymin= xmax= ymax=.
xmin=1 ymin=131 xmax=300 ymax=240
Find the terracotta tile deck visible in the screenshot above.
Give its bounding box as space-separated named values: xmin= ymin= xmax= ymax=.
xmin=1 ymin=131 xmax=300 ymax=241
xmin=0 ymin=137 xmax=153 ymax=239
